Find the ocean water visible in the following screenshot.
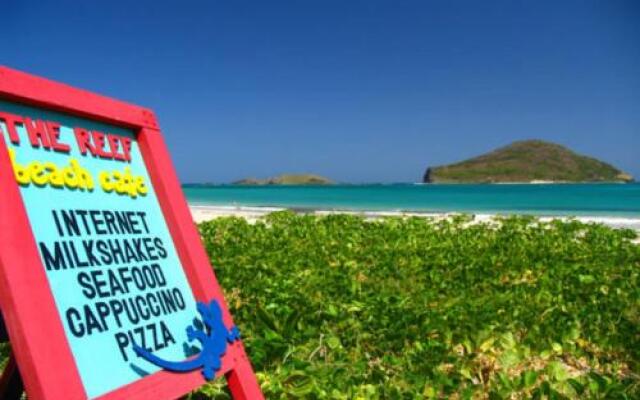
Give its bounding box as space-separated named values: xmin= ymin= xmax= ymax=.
xmin=183 ymin=183 xmax=640 ymax=217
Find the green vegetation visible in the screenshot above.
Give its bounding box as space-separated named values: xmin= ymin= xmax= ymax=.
xmin=2 ymin=213 xmax=638 ymax=399
xmin=194 ymin=212 xmax=639 ymax=399
xmin=423 ymin=140 xmax=634 ymax=183
xmin=0 ymin=342 xmax=8 ymax=371
xmin=233 ymin=174 xmax=334 ymax=185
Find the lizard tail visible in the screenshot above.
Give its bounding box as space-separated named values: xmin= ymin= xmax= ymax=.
xmin=133 ymin=343 xmax=203 ymax=373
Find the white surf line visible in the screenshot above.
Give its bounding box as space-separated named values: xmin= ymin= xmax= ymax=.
xmin=188 ymin=204 xmax=640 ymax=233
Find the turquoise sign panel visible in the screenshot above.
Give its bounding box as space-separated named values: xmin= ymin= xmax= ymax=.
xmin=0 ymin=99 xmax=199 ymax=399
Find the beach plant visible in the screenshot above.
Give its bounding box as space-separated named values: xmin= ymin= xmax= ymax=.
xmin=194 ymin=212 xmax=639 ymax=399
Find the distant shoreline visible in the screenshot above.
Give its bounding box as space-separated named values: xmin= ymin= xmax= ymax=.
xmin=189 ymin=204 xmax=640 ymax=232
xmin=184 ymin=181 xmax=638 ymax=187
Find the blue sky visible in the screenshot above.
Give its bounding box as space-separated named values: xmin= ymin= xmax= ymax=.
xmin=2 ymin=0 xmax=638 ymax=183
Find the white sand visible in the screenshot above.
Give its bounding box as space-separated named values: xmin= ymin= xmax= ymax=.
xmin=190 ymin=205 xmax=286 ymax=224
xmin=189 ymin=204 xmax=640 ymax=233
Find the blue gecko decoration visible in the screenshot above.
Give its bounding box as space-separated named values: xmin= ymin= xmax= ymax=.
xmin=133 ymin=300 xmax=240 ymax=380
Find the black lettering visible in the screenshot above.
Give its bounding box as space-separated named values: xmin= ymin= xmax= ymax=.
xmin=161 ymin=289 xmax=177 ymax=313
xmin=146 ymin=293 xmax=161 ymax=316
xmin=60 ymin=210 xmax=81 ymax=236
xmin=107 ymin=239 xmax=124 ymax=264
xmin=132 ymin=238 xmax=148 ymax=261
xmin=119 ymin=267 xmax=134 ymax=292
xmin=137 ymin=211 xmax=150 ymax=234
xmin=133 ymin=326 xmax=146 ymax=350
xmin=173 ymin=288 xmax=186 ymax=309
xmin=115 ymin=332 xmax=130 ymax=362
xmin=109 ymin=300 xmax=124 ymax=327
xmin=152 ymin=263 xmax=166 ymax=286
xmin=52 ymin=210 xmax=64 ymax=236
xmin=82 ymin=240 xmax=100 ymax=266
xmin=107 ymin=269 xmax=125 ymax=296
xmin=115 ymin=211 xmax=132 ymax=234
xmin=132 ymin=268 xmax=146 ymax=290
xmin=124 ymin=240 xmax=139 ymax=263
xmin=75 ymin=210 xmax=92 ymax=234
xmin=69 ymin=242 xmax=88 ymax=268
xmin=144 ymin=238 xmax=157 ymax=260
xmin=96 ymin=240 xmax=113 ymax=264
xmin=103 ymin=211 xmax=118 ymax=235
xmin=61 ymin=241 xmax=75 ymax=268
xmin=142 ymin=265 xmax=157 ymax=288
xmin=66 ymin=308 xmax=84 ymax=337
xmin=77 ymin=272 xmax=96 ymax=299
xmin=124 ymin=298 xmax=140 ymax=324
xmin=84 ymin=304 xmax=103 ymax=336
xmin=147 ymin=323 xmax=159 ymax=351
xmin=90 ymin=210 xmax=107 ymax=235
xmin=90 ymin=270 xmax=110 ymax=298
xmin=95 ymin=302 xmax=111 ymax=331
xmin=127 ymin=211 xmax=141 ymax=234
xmin=39 ymin=242 xmax=66 ymax=271
xmin=154 ymin=238 xmax=167 ymax=259
xmin=160 ymin=321 xmax=175 ymax=348
xmin=135 ymin=296 xmax=150 ymax=320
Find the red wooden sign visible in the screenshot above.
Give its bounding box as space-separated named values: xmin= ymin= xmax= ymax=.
xmin=0 ymin=66 xmax=263 ymax=400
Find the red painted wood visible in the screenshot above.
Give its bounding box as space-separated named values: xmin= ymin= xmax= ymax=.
xmin=0 ymin=67 xmax=263 ymax=399
xmin=0 ymin=135 xmax=87 ymax=399
xmin=0 ymin=66 xmax=158 ymax=130
xmin=226 ymin=344 xmax=265 ymax=400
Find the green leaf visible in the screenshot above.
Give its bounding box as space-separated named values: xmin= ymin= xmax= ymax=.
xmin=523 ymin=370 xmax=539 ymax=388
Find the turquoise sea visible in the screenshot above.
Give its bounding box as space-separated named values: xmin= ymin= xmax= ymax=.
xmin=183 ymin=183 xmax=640 ymax=217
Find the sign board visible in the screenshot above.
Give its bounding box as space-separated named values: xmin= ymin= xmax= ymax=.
xmin=0 ymin=66 xmax=263 ymax=399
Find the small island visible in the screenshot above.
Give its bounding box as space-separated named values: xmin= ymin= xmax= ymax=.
xmin=233 ymin=174 xmax=334 ymax=185
xmin=423 ymin=140 xmax=634 ymax=184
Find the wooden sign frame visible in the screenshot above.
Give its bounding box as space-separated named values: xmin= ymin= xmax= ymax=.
xmin=0 ymin=66 xmax=263 ymax=400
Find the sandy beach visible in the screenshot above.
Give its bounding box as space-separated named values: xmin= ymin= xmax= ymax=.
xmin=189 ymin=204 xmax=640 ymax=232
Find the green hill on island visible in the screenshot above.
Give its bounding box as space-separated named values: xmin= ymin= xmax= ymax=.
xmin=233 ymin=174 xmax=334 ymax=185
xmin=423 ymin=140 xmax=634 ymax=183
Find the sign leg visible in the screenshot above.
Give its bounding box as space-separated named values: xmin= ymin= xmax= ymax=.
xmin=225 ymin=346 xmax=264 ymax=400
xmin=0 ymin=353 xmax=24 ymax=400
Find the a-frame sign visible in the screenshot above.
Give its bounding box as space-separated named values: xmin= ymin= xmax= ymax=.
xmin=0 ymin=66 xmax=264 ymax=399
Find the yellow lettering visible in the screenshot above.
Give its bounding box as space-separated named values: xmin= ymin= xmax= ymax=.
xmin=8 ymin=149 xmax=30 ymax=185
xmin=8 ymin=149 xmax=94 ymax=192
xmin=99 ymin=167 xmax=147 ymax=199
xmin=136 ymin=177 xmax=148 ymax=196
xmin=44 ymin=162 xmax=64 ymax=187
xmin=29 ymin=162 xmax=47 ymax=186
xmin=99 ymin=171 xmax=114 ymax=192
xmin=71 ymin=159 xmax=94 ymax=190
xmin=7 ymin=149 xmax=144 ymax=198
